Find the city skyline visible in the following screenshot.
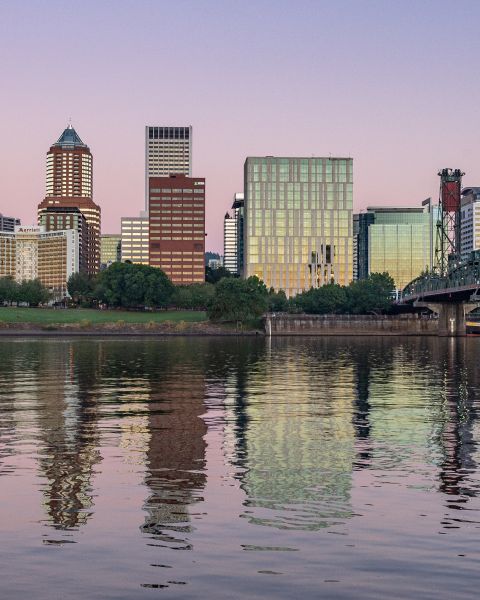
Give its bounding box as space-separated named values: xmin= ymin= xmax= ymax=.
xmin=2 ymin=1 xmax=480 ymax=253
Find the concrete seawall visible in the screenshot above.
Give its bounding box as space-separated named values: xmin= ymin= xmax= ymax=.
xmin=265 ymin=314 xmax=438 ymax=336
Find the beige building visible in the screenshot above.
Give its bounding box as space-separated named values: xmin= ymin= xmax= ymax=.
xmin=0 ymin=226 xmax=78 ymax=299
xmin=243 ymin=157 xmax=353 ymax=296
xmin=121 ymin=213 xmax=149 ymax=264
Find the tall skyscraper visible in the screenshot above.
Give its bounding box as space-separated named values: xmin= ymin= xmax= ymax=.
xmin=145 ymin=126 xmax=192 ymax=209
xmin=460 ymin=187 xmax=480 ymax=261
xmin=243 ymin=157 xmax=353 ymax=296
xmin=148 ymin=174 xmax=205 ymax=284
xmin=37 ymin=125 xmax=101 ymax=274
xmin=223 ymin=193 xmax=244 ymax=275
xmin=356 ymin=205 xmax=436 ymax=291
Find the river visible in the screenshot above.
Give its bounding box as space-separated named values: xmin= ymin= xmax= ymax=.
xmin=0 ymin=337 xmax=479 ymax=599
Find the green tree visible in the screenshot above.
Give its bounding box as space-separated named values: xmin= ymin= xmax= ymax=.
xmin=94 ymin=262 xmax=174 ymax=308
xmin=293 ymin=283 xmax=348 ymax=314
xmin=0 ymin=277 xmax=19 ymax=305
xmin=172 ymin=283 xmax=215 ymax=309
xmin=346 ymin=272 xmax=394 ymax=314
xmin=268 ymin=288 xmax=288 ymax=312
xmin=17 ymin=279 xmax=50 ymax=306
xmin=67 ymin=272 xmax=95 ymax=305
xmin=205 ymin=265 xmax=233 ymax=284
xmin=207 ymin=276 xmax=268 ymax=323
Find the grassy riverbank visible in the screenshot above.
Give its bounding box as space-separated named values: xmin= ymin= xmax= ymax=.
xmin=0 ymin=307 xmax=207 ymax=325
xmin=0 ymin=307 xmax=263 ymax=335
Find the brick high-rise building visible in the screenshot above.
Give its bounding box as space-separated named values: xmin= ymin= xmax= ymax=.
xmin=37 ymin=124 xmax=101 ymax=274
xmin=148 ymin=174 xmax=205 ymax=284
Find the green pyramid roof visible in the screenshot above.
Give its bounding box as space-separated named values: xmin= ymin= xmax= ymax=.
xmin=54 ymin=124 xmax=87 ymax=148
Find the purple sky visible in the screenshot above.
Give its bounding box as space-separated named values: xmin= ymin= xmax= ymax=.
xmin=1 ymin=0 xmax=480 ymax=252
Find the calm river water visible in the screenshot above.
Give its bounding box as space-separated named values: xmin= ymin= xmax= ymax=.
xmin=0 ymin=337 xmax=479 ymax=599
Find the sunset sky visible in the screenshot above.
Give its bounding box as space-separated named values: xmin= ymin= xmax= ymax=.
xmin=1 ymin=0 xmax=480 ymax=252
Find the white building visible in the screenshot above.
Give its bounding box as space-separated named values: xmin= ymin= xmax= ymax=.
xmin=460 ymin=188 xmax=480 ymax=261
xmin=121 ymin=213 xmax=149 ymax=265
xmin=223 ymin=193 xmax=243 ymax=275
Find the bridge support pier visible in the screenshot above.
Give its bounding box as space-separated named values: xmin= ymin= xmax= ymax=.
xmin=414 ymin=302 xmax=478 ymax=336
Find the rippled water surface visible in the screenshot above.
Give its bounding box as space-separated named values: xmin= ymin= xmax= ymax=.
xmin=1 ymin=337 xmax=480 ymax=599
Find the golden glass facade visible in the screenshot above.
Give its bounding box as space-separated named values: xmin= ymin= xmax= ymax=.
xmin=369 ymin=224 xmax=432 ymax=290
xmin=362 ymin=207 xmax=435 ymax=291
xmin=244 ymin=157 xmax=353 ymax=296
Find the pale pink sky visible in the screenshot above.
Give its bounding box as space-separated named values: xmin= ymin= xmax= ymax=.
xmin=1 ymin=0 xmax=480 ymax=252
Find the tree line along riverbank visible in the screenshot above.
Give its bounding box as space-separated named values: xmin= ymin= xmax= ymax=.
xmin=0 ymin=262 xmax=400 ymax=333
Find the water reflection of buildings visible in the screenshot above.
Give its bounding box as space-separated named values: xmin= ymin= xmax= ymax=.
xmin=224 ymin=338 xmax=356 ymax=531
xmin=139 ymin=343 xmax=208 ymax=550
xmin=220 ymin=337 xmax=480 ymax=532
xmin=6 ymin=341 xmax=102 ymax=530
xmin=35 ymin=342 xmax=101 ymax=529
xmin=433 ymin=339 xmax=480 ymax=505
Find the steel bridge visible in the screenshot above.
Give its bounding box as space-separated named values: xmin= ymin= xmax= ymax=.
xmin=399 ymin=250 xmax=480 ymax=335
xmin=398 ymin=169 xmax=480 ymax=336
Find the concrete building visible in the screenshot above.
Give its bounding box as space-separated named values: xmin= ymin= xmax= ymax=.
xmin=460 ymin=188 xmax=480 ymax=261
xmin=100 ymin=234 xmax=121 ymax=268
xmin=0 ymin=225 xmax=78 ymax=299
xmin=148 ymin=174 xmax=205 ymax=284
xmin=224 ymin=193 xmax=244 ymax=275
xmin=243 ymin=157 xmax=353 ymax=296
xmin=145 ymin=126 xmax=192 ymax=209
xmin=0 ymin=214 xmax=20 ymax=232
xmin=37 ymin=124 xmax=101 ymax=274
xmin=0 ymin=233 xmax=16 ymax=277
xmin=356 ymin=205 xmax=436 ymax=292
xmin=121 ymin=213 xmax=149 ymax=265
xmin=39 ymin=207 xmax=90 ymax=274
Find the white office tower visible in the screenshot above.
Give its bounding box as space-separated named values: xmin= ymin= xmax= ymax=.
xmin=224 ymin=193 xmax=244 ymax=275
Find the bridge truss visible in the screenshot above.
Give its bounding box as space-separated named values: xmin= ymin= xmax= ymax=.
xmin=435 ymin=168 xmax=464 ymax=276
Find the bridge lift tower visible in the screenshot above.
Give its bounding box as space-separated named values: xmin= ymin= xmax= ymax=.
xmin=435 ymin=168 xmax=464 ymax=276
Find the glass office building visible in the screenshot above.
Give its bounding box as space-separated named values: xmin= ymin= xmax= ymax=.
xmin=243 ymin=157 xmax=353 ymax=296
xmin=357 ymin=206 xmax=435 ymax=291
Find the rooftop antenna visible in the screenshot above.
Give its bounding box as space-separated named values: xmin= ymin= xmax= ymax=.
xmin=68 ymin=117 xmax=72 ymax=128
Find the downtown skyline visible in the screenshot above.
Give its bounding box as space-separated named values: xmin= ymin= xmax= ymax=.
xmin=2 ymin=0 xmax=480 ymax=253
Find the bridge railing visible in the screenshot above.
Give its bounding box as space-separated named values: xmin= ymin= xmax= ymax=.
xmin=401 ymin=255 xmax=480 ymax=300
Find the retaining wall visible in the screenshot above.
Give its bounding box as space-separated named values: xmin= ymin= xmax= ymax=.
xmin=266 ymin=314 xmax=438 ymax=336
